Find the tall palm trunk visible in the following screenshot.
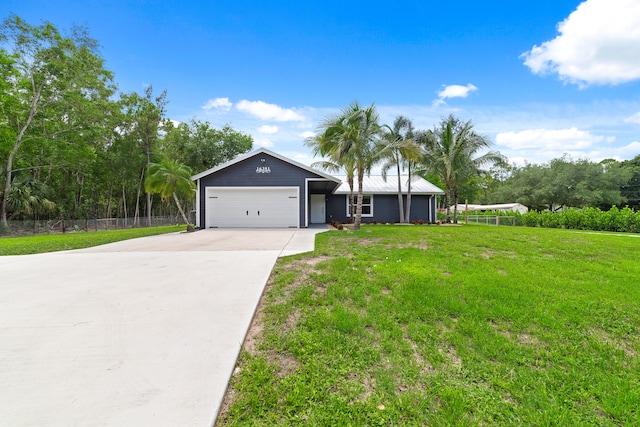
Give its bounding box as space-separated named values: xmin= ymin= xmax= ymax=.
xmin=348 ymin=176 xmax=355 ymax=223
xmin=405 ymin=163 xmax=412 ymax=223
xmin=172 ymin=192 xmax=189 ymax=224
xmin=354 ymin=169 xmax=365 ymax=230
xmin=453 ymin=187 xmax=460 ymax=224
xmin=445 ymin=181 xmax=452 ymax=223
xmin=396 ymin=159 xmax=405 ymax=223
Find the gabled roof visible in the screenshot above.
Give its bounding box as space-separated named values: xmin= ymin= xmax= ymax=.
xmin=333 ymin=175 xmax=444 ymax=195
xmin=191 ymin=147 xmax=341 ymax=182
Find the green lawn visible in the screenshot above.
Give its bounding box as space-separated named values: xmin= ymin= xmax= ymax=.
xmin=218 ymin=225 xmax=640 ymax=426
xmin=0 ymin=225 xmax=184 ymax=255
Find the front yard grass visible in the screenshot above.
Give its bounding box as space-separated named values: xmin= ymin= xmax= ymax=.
xmin=0 ymin=225 xmax=184 ymax=255
xmin=218 ymin=225 xmax=640 ymax=426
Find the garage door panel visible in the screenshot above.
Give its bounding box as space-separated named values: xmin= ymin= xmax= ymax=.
xmin=206 ymin=187 xmax=299 ymax=228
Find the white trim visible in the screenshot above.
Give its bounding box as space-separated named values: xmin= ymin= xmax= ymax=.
xmin=205 ymin=186 xmax=300 ymax=228
xmin=192 ymin=147 xmax=341 ymax=183
xmin=346 ymin=194 xmax=373 ymax=217
xmin=305 ymin=178 xmax=335 ymax=227
xmin=433 ymin=195 xmax=438 ymax=222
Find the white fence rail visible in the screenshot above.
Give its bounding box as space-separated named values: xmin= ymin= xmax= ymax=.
xmin=464 ymin=215 xmax=518 ymax=226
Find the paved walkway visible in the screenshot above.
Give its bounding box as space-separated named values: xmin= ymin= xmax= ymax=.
xmin=0 ymin=228 xmax=327 ymax=427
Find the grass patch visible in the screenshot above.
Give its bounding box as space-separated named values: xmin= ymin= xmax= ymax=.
xmin=218 ymin=225 xmax=640 ymax=426
xmin=0 ymin=225 xmax=184 ymax=255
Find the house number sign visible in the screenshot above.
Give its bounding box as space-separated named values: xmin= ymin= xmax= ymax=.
xmin=256 ymin=166 xmax=271 ymax=173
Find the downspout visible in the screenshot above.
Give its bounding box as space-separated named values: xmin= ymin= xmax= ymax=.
xmin=434 ymin=195 xmax=438 ymax=223
xmin=195 ymin=178 xmax=201 ymax=228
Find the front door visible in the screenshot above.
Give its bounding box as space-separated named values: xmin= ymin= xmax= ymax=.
xmin=310 ymin=194 xmax=326 ymax=224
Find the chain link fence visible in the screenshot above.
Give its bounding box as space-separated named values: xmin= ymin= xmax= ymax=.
xmin=3 ymin=214 xmax=194 ymax=236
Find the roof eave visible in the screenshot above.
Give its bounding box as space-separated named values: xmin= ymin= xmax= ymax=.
xmin=191 ymin=147 xmax=341 ymax=183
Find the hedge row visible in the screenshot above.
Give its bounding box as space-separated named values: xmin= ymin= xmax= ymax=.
xmin=519 ymin=206 xmax=640 ymax=233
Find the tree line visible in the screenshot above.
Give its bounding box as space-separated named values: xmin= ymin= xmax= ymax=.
xmin=308 ymin=102 xmax=639 ymax=229
xmin=0 ymin=16 xmax=252 ymax=233
xmin=476 ymin=155 xmax=640 ymax=212
xmin=2 ymin=15 xmax=638 ymax=234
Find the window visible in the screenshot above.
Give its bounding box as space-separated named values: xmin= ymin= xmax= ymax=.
xmin=346 ymin=195 xmax=373 ymax=217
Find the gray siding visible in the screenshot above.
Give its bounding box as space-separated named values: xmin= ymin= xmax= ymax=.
xmin=197 ymin=153 xmax=328 ymax=227
xmin=327 ymin=194 xmax=437 ymax=223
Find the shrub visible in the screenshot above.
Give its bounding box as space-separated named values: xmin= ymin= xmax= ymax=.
xmin=330 ymin=220 xmax=344 ymax=230
xmin=520 ymin=211 xmax=540 ymax=228
xmin=519 ymin=206 xmax=640 ymax=233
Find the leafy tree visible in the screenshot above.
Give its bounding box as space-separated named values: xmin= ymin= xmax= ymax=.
xmin=118 ymin=87 xmax=168 ymax=226
xmin=162 ymin=120 xmax=253 ymax=173
xmin=475 ymin=161 xmax=513 ymax=204
xmin=140 ymin=86 xmax=168 ymax=226
xmin=620 ymin=154 xmax=640 ymax=210
xmin=377 ymin=116 xmax=422 ymax=222
xmin=144 ymin=158 xmax=195 ymax=225
xmin=308 ymin=102 xmax=381 ymax=230
xmin=491 ymin=156 xmax=631 ymax=210
xmin=0 ymin=15 xmax=116 ymax=229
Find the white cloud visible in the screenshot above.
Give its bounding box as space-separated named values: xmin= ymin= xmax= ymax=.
xmin=178 ymin=97 xmax=640 ymax=167
xmin=615 ymin=141 xmax=640 ymax=157
xmin=493 ymin=127 xmax=624 ymax=165
xmin=522 ymin=0 xmax=640 ymax=86
xmin=252 ymin=136 xmax=274 ymax=148
xmin=624 ymin=112 xmax=640 ymax=124
xmin=202 ymin=97 xmax=232 ymax=111
xmin=566 ymin=141 xmax=640 ymax=163
xmin=299 ymin=131 xmax=315 ymax=138
xmin=236 ymin=100 xmax=306 ymax=122
xmin=433 ymin=84 xmax=478 ymax=107
xmin=495 ymin=127 xmax=612 ymax=151
xmin=258 ymin=125 xmax=279 ymax=134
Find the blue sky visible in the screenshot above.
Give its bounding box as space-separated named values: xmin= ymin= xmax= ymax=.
xmin=5 ymin=0 xmax=640 ymax=167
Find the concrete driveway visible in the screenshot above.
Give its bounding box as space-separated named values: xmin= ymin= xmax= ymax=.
xmin=0 ymin=228 xmax=327 ymax=427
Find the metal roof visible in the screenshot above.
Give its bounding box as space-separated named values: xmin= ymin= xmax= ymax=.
xmin=333 ymin=175 xmax=444 ymax=195
xmin=452 ymin=203 xmax=529 ymax=214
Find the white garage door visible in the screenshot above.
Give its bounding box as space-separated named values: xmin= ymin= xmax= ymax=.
xmin=206 ymin=187 xmax=299 ymax=228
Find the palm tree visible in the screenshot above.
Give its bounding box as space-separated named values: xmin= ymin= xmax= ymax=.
xmin=404 ymin=155 xmax=424 ymax=223
xmin=420 ymin=119 xmax=457 ymax=223
xmin=310 ymin=156 xmax=357 ymax=223
xmin=377 ymin=116 xmax=422 ymax=223
xmin=5 ymin=176 xmax=56 ymax=233
xmin=421 ymin=115 xmax=503 ymax=223
xmin=144 ymin=158 xmax=195 ymax=226
xmin=450 ymin=150 xmax=504 ymax=222
xmin=307 ymin=102 xmax=381 ymax=230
